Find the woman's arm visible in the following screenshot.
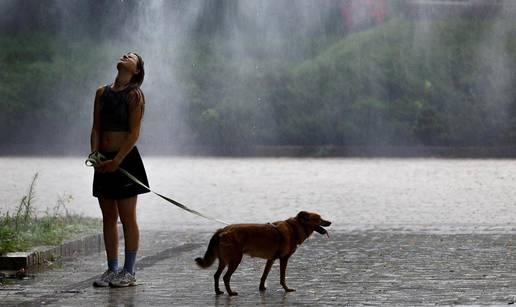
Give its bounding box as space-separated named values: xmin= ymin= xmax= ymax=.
xmin=98 ymin=88 xmax=145 ymax=173
xmin=90 ymin=86 xmax=104 ymax=153
xmin=113 ymin=88 xmax=144 ymax=163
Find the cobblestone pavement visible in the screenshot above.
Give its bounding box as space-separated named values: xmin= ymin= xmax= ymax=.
xmin=3 ymin=229 xmax=516 ymax=306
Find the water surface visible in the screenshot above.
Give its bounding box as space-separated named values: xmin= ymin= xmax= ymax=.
xmin=1 ymin=156 xmax=515 ymax=232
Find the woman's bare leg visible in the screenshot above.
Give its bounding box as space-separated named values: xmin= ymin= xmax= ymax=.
xmin=117 ymin=196 xmax=139 ymax=251
xmin=98 ymin=198 xmax=119 ymax=261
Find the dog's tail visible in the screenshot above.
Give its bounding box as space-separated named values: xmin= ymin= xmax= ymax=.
xmin=195 ymin=230 xmax=221 ymax=268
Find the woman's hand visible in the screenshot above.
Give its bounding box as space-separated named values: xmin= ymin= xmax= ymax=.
xmin=96 ymin=159 xmax=120 ymax=173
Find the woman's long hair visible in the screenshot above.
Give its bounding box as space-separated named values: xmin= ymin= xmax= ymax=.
xmin=129 ymin=52 xmax=145 ymax=118
xmin=130 ymin=52 xmax=145 ymax=88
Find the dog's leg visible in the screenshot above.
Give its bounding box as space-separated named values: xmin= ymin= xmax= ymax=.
xmin=279 ymin=256 xmax=296 ymax=292
xmin=259 ymin=259 xmax=275 ymax=291
xmin=223 ymin=256 xmax=242 ymax=296
xmin=214 ymin=260 xmax=226 ymax=295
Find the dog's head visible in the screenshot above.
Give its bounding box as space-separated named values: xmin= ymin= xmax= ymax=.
xmin=295 ymin=211 xmax=331 ymax=236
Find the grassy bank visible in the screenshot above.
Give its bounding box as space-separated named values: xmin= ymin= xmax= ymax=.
xmin=0 ymin=174 xmax=101 ymax=255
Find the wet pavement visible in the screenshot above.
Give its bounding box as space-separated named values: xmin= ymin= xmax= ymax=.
xmin=2 ymin=229 xmax=516 ymax=306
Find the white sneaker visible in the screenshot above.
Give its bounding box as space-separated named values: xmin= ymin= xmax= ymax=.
xmin=109 ymin=270 xmax=136 ymax=287
xmin=92 ymin=270 xmax=118 ymax=287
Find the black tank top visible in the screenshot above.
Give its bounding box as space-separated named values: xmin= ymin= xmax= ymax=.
xmin=100 ymin=85 xmax=135 ymax=132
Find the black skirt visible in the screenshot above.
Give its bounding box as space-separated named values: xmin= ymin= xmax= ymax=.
xmin=93 ymin=146 xmax=150 ymax=199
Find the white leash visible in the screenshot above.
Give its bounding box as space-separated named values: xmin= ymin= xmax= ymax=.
xmin=86 ymin=151 xmax=229 ymax=225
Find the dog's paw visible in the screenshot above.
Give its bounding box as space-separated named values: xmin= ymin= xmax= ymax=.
xmin=228 ymin=291 xmax=239 ymax=296
xmin=284 ymin=288 xmax=296 ymax=292
xmin=259 ymin=286 xmax=267 ymax=291
xmin=215 ymin=290 xmax=224 ymax=295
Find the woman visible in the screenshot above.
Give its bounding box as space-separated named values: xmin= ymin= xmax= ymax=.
xmin=90 ymin=52 xmax=149 ymax=287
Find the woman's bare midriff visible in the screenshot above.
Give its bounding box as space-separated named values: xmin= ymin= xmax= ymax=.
xmin=99 ymin=131 xmax=129 ymax=152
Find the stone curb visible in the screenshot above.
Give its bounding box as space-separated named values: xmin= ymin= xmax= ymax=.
xmin=0 ymin=231 xmax=103 ymax=274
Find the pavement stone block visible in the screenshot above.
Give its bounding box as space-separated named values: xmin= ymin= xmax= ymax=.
xmin=0 ymin=233 xmax=103 ymax=273
xmin=2 ymin=230 xmax=516 ymax=306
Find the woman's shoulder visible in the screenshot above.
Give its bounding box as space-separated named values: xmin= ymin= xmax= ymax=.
xmin=127 ymin=84 xmax=143 ymax=93
xmin=96 ymin=84 xmax=110 ymax=97
xmin=127 ymin=86 xmax=144 ymax=100
xmin=126 ymin=87 xmax=145 ymax=111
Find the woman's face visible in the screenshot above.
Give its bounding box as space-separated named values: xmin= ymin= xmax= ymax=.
xmin=117 ymin=52 xmax=139 ymax=75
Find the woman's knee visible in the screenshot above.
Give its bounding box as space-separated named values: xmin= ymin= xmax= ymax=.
xmin=119 ymin=211 xmax=137 ymax=227
xmin=103 ymin=214 xmax=119 ymax=227
xmin=117 ymin=197 xmax=138 ymax=226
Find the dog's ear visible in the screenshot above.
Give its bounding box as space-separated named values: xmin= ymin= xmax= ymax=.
xmin=296 ymin=211 xmax=310 ymax=224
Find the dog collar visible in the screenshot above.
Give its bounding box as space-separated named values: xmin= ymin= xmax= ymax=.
xmin=268 ymin=223 xmax=285 ymax=259
xmin=285 ymin=219 xmax=303 ymax=245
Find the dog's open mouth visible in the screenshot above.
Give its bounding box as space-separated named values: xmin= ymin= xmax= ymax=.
xmin=314 ymin=225 xmax=327 ymax=235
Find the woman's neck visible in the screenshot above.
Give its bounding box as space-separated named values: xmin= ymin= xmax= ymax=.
xmin=113 ymin=73 xmax=132 ymax=89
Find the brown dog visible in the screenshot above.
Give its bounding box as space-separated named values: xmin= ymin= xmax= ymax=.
xmin=195 ymin=211 xmax=331 ymax=296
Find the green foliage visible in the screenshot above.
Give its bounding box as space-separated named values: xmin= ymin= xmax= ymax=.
xmin=284 ymin=18 xmax=516 ymax=145
xmin=2 ymin=16 xmax=516 ymax=149
xmin=0 ymin=174 xmax=101 ymax=255
xmin=0 ymin=35 xmax=131 ymax=146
